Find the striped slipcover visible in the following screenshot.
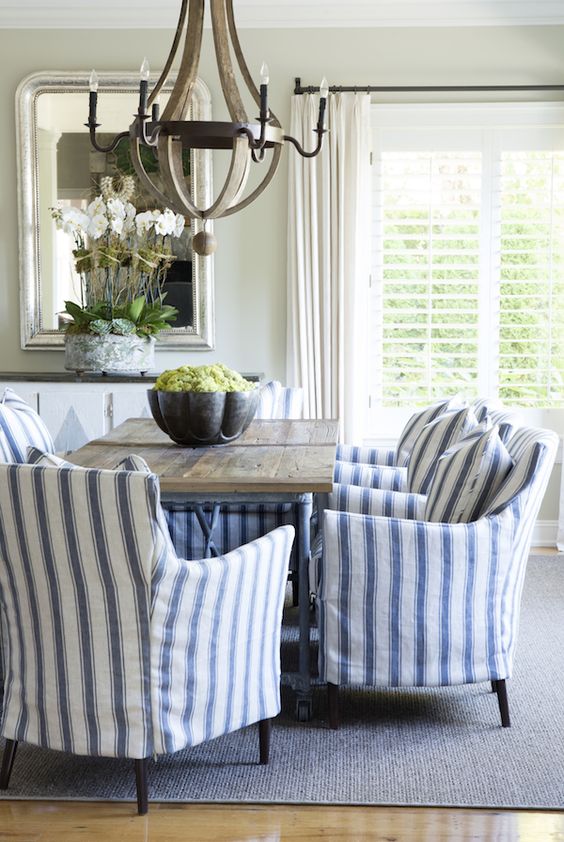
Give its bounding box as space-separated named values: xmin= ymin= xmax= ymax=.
xmin=315 ymin=425 xmax=557 ymax=690
xmin=0 ymin=461 xmax=294 ymax=764
xmin=0 ymin=388 xmax=54 ymax=462
xmin=164 ymin=384 xmax=306 ymax=563
xmin=336 ymin=396 xmax=463 ymax=470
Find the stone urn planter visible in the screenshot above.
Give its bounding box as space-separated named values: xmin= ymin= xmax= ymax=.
xmin=64 ymin=334 xmax=156 ymax=375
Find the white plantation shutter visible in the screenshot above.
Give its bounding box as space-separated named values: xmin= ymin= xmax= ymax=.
xmin=499 ymin=151 xmax=564 ymax=406
xmin=374 ymin=149 xmax=481 ymax=405
xmin=367 ymin=105 xmax=564 ymax=436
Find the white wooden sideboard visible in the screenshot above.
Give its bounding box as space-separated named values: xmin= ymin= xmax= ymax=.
xmin=0 ymin=373 xmax=261 ymax=452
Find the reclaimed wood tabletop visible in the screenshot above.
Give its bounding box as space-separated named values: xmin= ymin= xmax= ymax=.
xmin=67 ymin=418 xmax=339 ymax=494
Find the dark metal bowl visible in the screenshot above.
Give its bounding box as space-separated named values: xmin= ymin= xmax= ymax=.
xmin=147 ymin=388 xmax=259 ymax=446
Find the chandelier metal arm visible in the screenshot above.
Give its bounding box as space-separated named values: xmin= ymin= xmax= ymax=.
xmin=162 ymin=0 xmax=205 ymax=121
xmin=225 ymin=0 xmax=281 ymax=130
xmin=86 ymin=126 xmax=130 ymax=154
xmin=211 ymin=0 xmax=247 ymax=122
xmin=148 ymin=0 xmax=189 ymax=108
xmin=283 ymin=129 xmax=325 ymax=159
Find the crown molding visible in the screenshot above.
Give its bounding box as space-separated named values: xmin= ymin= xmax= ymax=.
xmin=2 ymin=1 xmax=564 ymax=29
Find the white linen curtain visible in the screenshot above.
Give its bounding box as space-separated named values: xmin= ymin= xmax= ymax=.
xmin=286 ymin=92 xmax=371 ymax=443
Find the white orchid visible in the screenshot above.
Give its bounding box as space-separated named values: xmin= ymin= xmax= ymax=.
xmin=110 ymin=216 xmax=124 ymax=236
xmin=174 ymin=213 xmax=186 ymax=237
xmin=154 ymin=209 xmax=177 ymax=236
xmin=87 ymin=212 xmax=109 ymax=240
xmin=53 ymin=206 xmax=90 ymax=237
xmin=107 ymin=197 xmax=127 ymax=220
xmin=135 ymin=211 xmax=155 ymax=235
xmin=87 ymin=196 xmax=106 ymax=217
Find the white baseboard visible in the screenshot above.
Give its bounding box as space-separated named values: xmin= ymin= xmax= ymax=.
xmin=532 ymin=520 xmax=558 ymax=548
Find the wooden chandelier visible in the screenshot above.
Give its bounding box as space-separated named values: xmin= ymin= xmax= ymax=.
xmin=86 ymin=0 xmax=328 ymax=254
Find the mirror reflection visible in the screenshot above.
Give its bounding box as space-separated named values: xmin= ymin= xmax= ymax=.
xmin=18 ymin=73 xmax=214 ymax=349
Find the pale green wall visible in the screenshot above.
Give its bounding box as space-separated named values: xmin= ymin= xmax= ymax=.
xmin=0 ymin=24 xmax=563 ymax=522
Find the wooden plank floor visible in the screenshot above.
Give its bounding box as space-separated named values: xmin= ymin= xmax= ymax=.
xmin=0 ymin=802 xmax=563 ymax=841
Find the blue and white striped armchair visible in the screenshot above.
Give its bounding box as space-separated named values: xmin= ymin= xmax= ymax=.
xmin=334 ymin=397 xmax=519 ymax=493
xmin=315 ymin=425 xmax=558 ymax=729
xmin=0 ymin=460 xmax=294 ymax=814
xmin=0 ymin=389 xmax=55 ymax=709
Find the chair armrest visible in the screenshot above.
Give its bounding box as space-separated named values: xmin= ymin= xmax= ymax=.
xmin=149 ymin=526 xmax=295 ymax=755
xmin=329 ymin=483 xmax=426 ymax=520
xmin=336 ymin=444 xmax=397 ymax=466
xmin=334 ymin=460 xmax=408 ymax=491
xmin=317 ymin=509 xmax=515 ymax=688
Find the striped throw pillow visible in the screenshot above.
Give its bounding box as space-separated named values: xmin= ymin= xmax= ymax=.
xmin=425 ymin=426 xmax=514 ymax=523
xmin=406 ymin=407 xmax=480 ymax=494
xmin=395 ymin=396 xmax=464 ymax=467
xmin=27 ymin=447 xmax=73 ymax=467
xmin=0 ymin=388 xmax=54 ymax=462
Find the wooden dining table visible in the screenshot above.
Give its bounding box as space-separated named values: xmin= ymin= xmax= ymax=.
xmin=68 ymin=416 xmax=339 ymax=721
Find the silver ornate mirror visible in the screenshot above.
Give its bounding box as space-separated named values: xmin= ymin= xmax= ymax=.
xmin=17 ymin=71 xmax=215 ymax=350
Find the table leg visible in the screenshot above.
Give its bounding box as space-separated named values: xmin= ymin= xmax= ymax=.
xmin=194 ymin=503 xmax=221 ymax=558
xmin=295 ymin=497 xmax=312 ymax=722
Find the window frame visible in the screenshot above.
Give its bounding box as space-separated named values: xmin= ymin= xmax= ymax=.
xmin=366 ymin=101 xmax=564 ymax=442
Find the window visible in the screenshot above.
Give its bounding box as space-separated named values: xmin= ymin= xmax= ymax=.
xmin=368 ymin=104 xmax=564 ymax=433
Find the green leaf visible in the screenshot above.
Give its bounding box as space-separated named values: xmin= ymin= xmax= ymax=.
xmin=127 ymin=296 xmax=146 ymax=324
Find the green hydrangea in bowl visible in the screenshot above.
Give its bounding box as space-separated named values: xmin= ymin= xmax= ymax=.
xmin=148 ymin=363 xmax=259 ymax=446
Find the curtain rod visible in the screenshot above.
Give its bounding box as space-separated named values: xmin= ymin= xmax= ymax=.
xmin=294 ymin=77 xmax=564 ymax=95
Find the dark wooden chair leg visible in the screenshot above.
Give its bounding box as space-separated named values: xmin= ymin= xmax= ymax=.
xmin=0 ymin=739 xmax=18 ymax=790
xmin=134 ymin=757 xmax=149 ymax=815
xmin=491 ymin=680 xmax=498 ymax=693
xmin=259 ymin=718 xmax=272 ymax=765
xmin=495 ymin=679 xmax=511 ymax=727
xmin=327 ymin=682 xmax=339 ymax=730
xmin=291 ymin=573 xmax=299 ymax=607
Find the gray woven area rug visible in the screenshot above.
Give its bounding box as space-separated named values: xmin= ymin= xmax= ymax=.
xmin=1 ymin=554 xmax=563 ymax=809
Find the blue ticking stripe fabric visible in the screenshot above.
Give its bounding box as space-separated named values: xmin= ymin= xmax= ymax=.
xmin=255 ymin=381 xmax=303 ymax=420
xmin=336 ymin=444 xmax=396 ymax=467
xmin=164 ymin=501 xmax=308 ymax=565
xmin=334 ymin=461 xmax=408 ymax=492
xmin=406 ymin=407 xmax=480 ymax=494
xmin=395 ymin=396 xmax=465 ymax=467
xmin=315 ymin=424 xmax=558 ymax=690
xmin=150 ymin=528 xmax=293 ymax=753
xmin=0 ymin=388 xmax=54 ymax=463
xmin=329 ymin=483 xmax=426 ymax=521
xmin=0 ymin=461 xmax=294 ymax=760
xmin=424 ymin=426 xmax=514 ymax=523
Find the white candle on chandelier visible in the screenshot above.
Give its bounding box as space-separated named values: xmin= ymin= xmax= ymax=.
xmin=259 ymin=62 xmax=269 ymax=122
xmin=89 ymin=69 xmax=99 ymax=93
xmin=318 ymin=77 xmax=329 ymax=131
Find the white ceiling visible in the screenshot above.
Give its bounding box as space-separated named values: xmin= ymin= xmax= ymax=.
xmin=2 ymin=0 xmax=564 ymax=29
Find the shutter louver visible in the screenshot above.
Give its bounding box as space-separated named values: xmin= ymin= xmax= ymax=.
xmin=374 ymin=151 xmax=481 ymax=407
xmin=499 ymin=151 xmax=564 ymax=406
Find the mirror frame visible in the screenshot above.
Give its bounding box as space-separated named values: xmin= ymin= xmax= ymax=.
xmin=16 ymin=71 xmax=215 ymax=350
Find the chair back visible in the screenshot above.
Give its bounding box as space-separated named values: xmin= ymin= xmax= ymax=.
xmin=0 ymin=462 xmax=166 ymax=759
xmin=256 ymin=380 xmax=303 ymax=419
xmin=483 ymin=425 xmax=558 ymax=669
xmin=0 ymin=389 xmax=54 ymax=462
